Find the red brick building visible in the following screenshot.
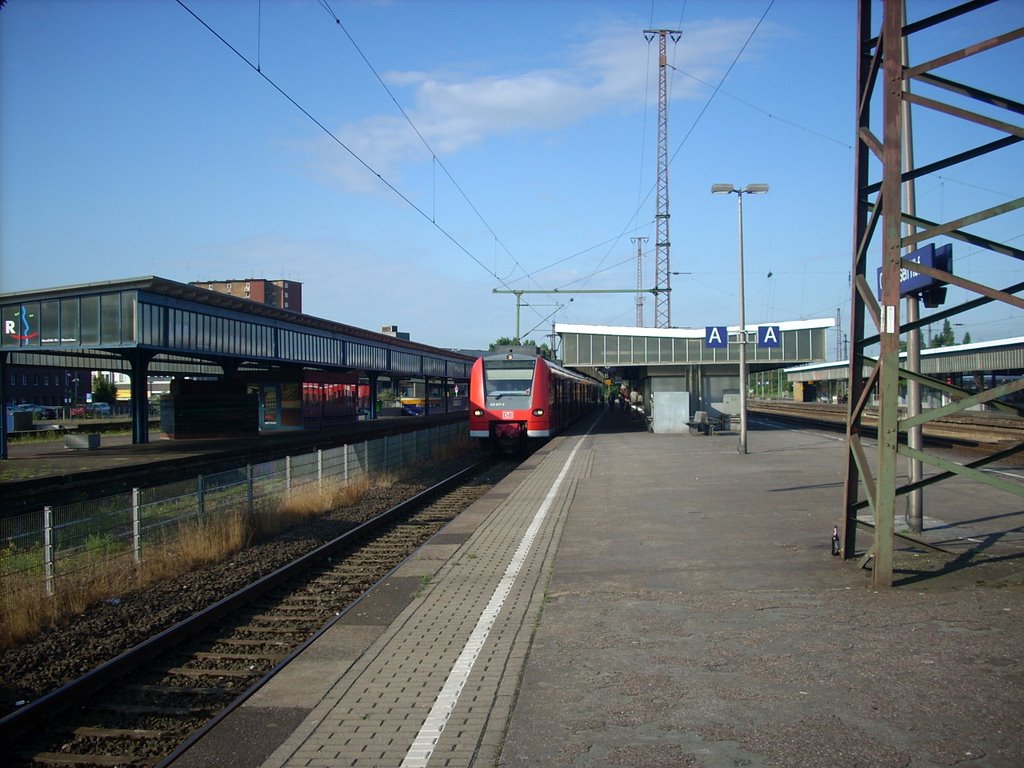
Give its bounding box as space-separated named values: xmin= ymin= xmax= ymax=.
xmin=191 ymin=279 xmax=302 ymax=313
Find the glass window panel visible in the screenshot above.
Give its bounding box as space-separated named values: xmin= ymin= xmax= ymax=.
xmin=13 ymin=302 xmax=41 ymax=348
xmin=60 ymin=300 xmax=81 ymax=344
xmin=101 ymin=294 xmax=120 ymax=344
xmin=660 ymin=337 xmax=672 ymax=362
xmin=562 ymin=334 xmax=577 ymax=365
xmin=40 ymin=300 xmax=60 ymax=345
xmin=578 ymin=334 xmax=592 ymax=365
xmin=80 ymin=297 xmax=100 ymax=345
xmin=139 ymin=304 xmax=150 ymax=345
xmin=632 ymin=336 xmax=647 ymax=364
xmin=120 ymin=293 xmax=136 ymax=343
xmin=687 ymin=338 xmax=702 ymax=361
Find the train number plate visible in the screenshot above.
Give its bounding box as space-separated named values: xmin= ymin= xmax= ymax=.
xmin=502 ymin=411 xmax=514 ymax=419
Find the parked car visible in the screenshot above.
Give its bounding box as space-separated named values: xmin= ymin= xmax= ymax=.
xmin=89 ymin=402 xmax=112 ymax=417
xmin=69 ymin=402 xmax=112 ymax=417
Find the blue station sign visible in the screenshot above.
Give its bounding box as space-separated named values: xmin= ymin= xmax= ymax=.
xmin=876 ymin=243 xmax=952 ymax=301
xmin=705 ymin=326 xmax=728 ymax=348
xmin=757 ymin=325 xmax=781 ymax=348
xmin=705 ymin=325 xmax=782 ymax=349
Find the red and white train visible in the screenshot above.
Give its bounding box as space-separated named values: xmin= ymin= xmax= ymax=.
xmin=469 ymin=348 xmax=602 ymax=451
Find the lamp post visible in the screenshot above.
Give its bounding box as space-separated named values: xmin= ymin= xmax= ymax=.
xmin=711 ymin=183 xmax=768 ymax=454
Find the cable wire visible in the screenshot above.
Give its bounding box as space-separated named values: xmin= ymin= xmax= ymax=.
xmin=175 ymin=0 xmax=537 ymax=307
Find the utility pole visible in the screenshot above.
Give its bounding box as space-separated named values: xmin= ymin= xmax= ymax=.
xmin=835 ymin=308 xmax=843 ymax=360
xmin=644 ymin=28 xmax=681 ymax=329
xmin=631 ymin=236 xmax=648 ymax=327
xmin=901 ymin=10 xmax=924 ymax=534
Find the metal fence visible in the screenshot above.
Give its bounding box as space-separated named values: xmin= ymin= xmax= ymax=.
xmin=1 ymin=423 xmax=465 ymax=603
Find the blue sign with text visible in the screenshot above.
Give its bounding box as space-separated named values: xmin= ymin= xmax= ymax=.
xmin=757 ymin=325 xmax=781 ymax=348
xmin=705 ymin=326 xmax=728 ymax=348
xmin=875 ymin=243 xmax=952 ymax=299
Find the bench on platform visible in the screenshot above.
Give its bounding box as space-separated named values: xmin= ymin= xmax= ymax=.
xmin=688 ymin=411 xmax=730 ymax=436
xmin=688 ymin=411 xmax=714 ymax=435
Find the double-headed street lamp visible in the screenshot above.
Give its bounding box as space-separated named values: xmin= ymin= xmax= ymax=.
xmin=711 ymin=183 xmax=769 ymax=454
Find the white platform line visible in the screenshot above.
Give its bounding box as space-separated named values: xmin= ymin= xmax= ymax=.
xmin=400 ymin=428 xmax=593 ymax=767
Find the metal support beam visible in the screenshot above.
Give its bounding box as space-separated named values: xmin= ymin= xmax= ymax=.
xmin=843 ymin=0 xmax=1023 ymax=586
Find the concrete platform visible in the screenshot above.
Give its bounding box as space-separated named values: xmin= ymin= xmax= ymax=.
xmin=171 ymin=407 xmax=1024 ymax=768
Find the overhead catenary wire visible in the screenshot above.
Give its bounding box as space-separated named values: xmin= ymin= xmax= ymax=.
xmin=175 ymin=0 xmax=541 ymax=312
xmin=311 ymin=0 xmax=530 ymax=284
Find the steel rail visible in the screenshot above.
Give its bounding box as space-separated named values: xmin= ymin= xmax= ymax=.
xmin=0 ymin=459 xmax=488 ymax=745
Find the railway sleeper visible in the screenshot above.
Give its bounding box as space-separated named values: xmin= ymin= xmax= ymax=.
xmin=247 ymin=613 xmax=324 ymax=623
xmin=89 ymin=702 xmax=204 ymax=716
xmin=166 ymin=666 xmax=261 ymax=679
xmin=192 ymin=651 xmax=286 ymax=663
xmin=22 ymin=752 xmax=148 ymax=767
xmin=59 ymin=725 xmax=168 ymax=740
xmin=124 ymin=683 xmax=224 ymax=697
xmin=219 ymin=623 xmax=307 ymax=634
xmin=208 ymin=637 xmax=290 ymax=648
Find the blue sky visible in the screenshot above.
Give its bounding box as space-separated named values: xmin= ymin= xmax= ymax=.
xmin=1 ymin=0 xmax=1020 ymax=352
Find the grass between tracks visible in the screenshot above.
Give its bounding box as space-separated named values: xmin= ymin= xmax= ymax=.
xmin=0 ymin=436 xmax=476 ymax=648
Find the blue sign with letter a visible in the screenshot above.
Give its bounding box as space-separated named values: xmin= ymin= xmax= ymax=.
xmin=705 ymin=326 xmax=728 ymax=348
xmin=757 ymin=325 xmax=781 ymax=348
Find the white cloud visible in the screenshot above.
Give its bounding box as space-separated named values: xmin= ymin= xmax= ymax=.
xmin=307 ymin=17 xmax=765 ymax=193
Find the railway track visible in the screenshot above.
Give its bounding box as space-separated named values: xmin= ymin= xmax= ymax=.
xmin=749 ymin=399 xmax=1024 ymax=449
xmin=2 ymin=458 xmax=516 ymax=767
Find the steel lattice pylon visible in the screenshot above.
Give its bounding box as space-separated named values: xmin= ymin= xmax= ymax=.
xmin=644 ymin=29 xmax=681 ymax=329
xmin=843 ymin=0 xmax=1024 ymax=587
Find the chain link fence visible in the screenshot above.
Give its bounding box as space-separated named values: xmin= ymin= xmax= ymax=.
xmin=1 ymin=424 xmax=464 ymax=603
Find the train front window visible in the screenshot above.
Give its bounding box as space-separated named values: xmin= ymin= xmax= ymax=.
xmin=483 ymin=360 xmax=535 ymax=401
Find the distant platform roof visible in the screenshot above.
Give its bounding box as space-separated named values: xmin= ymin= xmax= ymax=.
xmin=555 ymin=319 xmax=834 ymax=369
xmin=785 ymin=336 xmax=1024 ymax=381
xmin=1 ymin=275 xmax=474 ymax=380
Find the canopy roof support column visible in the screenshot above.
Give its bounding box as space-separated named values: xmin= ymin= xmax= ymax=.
xmin=125 ymin=349 xmax=156 ymax=444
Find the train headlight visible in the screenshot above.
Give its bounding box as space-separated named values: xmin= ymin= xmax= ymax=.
xmin=472 ymin=409 xmax=485 ymax=417
xmin=532 ymin=408 xmax=544 ymax=417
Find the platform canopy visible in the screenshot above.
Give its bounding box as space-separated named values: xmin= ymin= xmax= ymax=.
xmin=1 ymin=276 xmax=474 ymax=380
xmin=785 ymin=336 xmax=1024 ymax=382
xmin=556 ymin=319 xmax=833 ymax=370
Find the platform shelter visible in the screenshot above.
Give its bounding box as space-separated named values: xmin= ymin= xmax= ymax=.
xmin=1 ymin=276 xmax=474 ymax=452
xmin=555 ymin=319 xmax=833 ymax=431
xmin=784 ymin=336 xmax=1024 ymax=405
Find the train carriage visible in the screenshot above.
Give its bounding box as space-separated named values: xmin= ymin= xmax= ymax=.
xmin=469 ymin=348 xmax=601 ymax=452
